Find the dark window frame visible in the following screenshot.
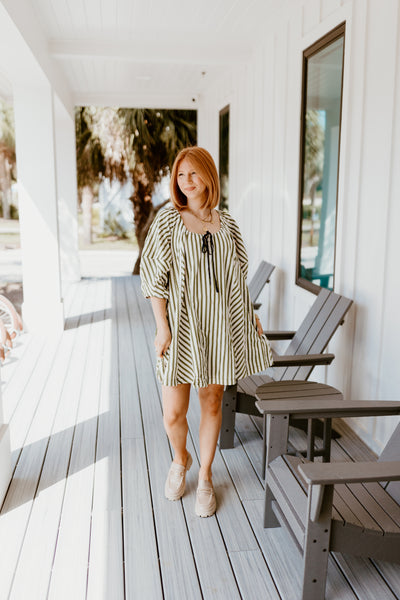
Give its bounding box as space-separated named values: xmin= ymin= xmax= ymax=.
xmin=296 ymin=22 xmax=346 ymax=294
xmin=219 ymin=104 xmax=230 ymax=211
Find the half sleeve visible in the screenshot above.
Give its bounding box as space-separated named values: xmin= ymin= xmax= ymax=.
xmin=140 ymin=210 xmax=172 ymax=299
xmin=224 ymin=213 xmax=249 ymax=280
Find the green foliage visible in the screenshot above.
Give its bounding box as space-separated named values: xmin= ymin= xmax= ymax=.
xmin=10 ymin=203 xmax=19 ymax=219
xmin=102 ymin=212 xmax=129 ymax=239
xmin=118 ymin=108 xmax=197 ymax=266
xmin=0 ymin=99 xmax=16 ymax=157
xmin=75 ymin=106 xmax=197 ymax=198
xmin=0 ymin=201 xmax=19 ymax=219
xmin=74 ymin=106 xmax=197 ymax=265
xmin=304 ymin=109 xmax=324 ymax=192
xmin=118 ymin=108 xmax=197 ymax=191
xmin=75 ymin=107 xmax=106 ymax=190
xmin=0 ymin=98 xmax=17 ymax=182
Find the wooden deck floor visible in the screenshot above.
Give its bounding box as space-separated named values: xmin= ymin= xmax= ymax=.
xmin=1 ymin=275 xmax=399 ymax=600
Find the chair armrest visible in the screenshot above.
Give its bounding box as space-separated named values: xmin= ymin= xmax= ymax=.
xmin=299 ymin=460 xmax=400 ymax=485
xmin=255 ymin=397 xmax=400 ymax=419
xmin=263 ymin=330 xmax=296 ymax=340
xmin=271 ymin=353 xmax=335 ymax=367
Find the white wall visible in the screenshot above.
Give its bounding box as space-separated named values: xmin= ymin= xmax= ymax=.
xmin=54 ymin=93 xmax=81 ymax=291
xmin=13 ymin=82 xmax=65 ymax=333
xmin=201 ymin=0 xmax=400 ymax=453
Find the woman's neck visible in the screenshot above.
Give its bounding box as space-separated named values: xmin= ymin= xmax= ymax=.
xmin=185 ymin=199 xmax=211 ymax=218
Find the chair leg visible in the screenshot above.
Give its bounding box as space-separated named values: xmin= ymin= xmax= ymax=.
xmin=306 ymin=418 xmax=316 ymax=461
xmin=219 ymin=384 xmax=237 ymax=449
xmin=262 ymin=414 xmax=267 ymax=478
xmin=264 ymin=485 xmax=280 ymax=528
xmin=322 ymin=418 xmax=332 ymax=462
xmin=263 ymin=414 xmax=289 ymax=528
xmin=301 ymin=484 xmax=333 ymax=600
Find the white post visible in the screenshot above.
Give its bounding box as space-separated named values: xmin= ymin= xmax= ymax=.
xmin=53 ymin=94 xmax=81 ymax=293
xmin=0 ymin=371 xmax=12 ymax=507
xmin=13 ymin=82 xmax=64 ymax=333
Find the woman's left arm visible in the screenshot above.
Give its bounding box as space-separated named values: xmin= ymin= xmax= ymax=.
xmin=224 ymin=213 xmax=249 ymax=280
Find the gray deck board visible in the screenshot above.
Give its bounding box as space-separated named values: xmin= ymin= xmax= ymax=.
xmin=129 ymin=277 xmax=203 ymax=600
xmin=134 ymin=276 xmax=247 ymax=600
xmin=133 ymin=275 xmax=266 ymax=598
xmin=7 ymin=278 xmax=100 ymax=599
xmin=118 ymin=278 xmax=163 ymax=599
xmin=0 ymin=279 xmax=88 ymax=599
xmin=48 ymin=278 xmax=109 ymax=600
xmin=86 ymin=278 xmax=124 ymax=600
xmin=1 ymin=274 xmax=399 ymax=600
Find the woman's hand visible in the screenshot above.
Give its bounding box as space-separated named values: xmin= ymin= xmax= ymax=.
xmin=254 ymin=314 xmax=263 ymax=337
xmin=154 ymin=323 xmax=172 ymax=357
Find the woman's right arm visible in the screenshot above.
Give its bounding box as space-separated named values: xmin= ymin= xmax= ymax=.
xmin=150 ymin=297 xmax=171 ymax=357
xmin=140 ymin=210 xmax=174 ymax=357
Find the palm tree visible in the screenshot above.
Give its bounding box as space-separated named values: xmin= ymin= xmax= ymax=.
xmin=0 ymin=99 xmax=16 ymax=220
xmin=118 ymin=108 xmax=197 ymax=273
xmin=304 ymin=109 xmax=324 ymax=245
xmin=75 ymin=107 xmax=106 ymax=245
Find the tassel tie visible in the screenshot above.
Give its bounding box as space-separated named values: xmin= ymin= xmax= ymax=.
xmin=201 ymin=231 xmax=219 ymax=293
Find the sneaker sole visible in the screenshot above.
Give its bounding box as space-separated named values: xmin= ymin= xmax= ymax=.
xmin=195 ymin=500 xmax=217 ymax=518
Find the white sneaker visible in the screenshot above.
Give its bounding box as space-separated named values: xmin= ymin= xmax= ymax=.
xmin=195 ymin=480 xmax=217 ymax=517
xmin=165 ymin=453 xmax=193 ymax=501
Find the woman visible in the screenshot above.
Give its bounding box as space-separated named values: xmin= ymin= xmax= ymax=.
xmin=140 ymin=147 xmax=272 ymax=517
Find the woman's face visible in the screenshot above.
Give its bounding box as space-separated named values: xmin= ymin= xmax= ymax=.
xmin=177 ymin=158 xmax=206 ymax=203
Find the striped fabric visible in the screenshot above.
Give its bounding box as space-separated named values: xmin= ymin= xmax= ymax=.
xmin=140 ymin=206 xmax=273 ymax=388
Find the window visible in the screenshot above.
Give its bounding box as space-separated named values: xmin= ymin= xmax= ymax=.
xmin=219 ymin=105 xmax=230 ymax=210
xmin=296 ymin=23 xmax=345 ymax=293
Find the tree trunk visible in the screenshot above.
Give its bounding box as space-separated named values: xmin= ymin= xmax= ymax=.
xmin=130 ymin=179 xmax=170 ymax=275
xmin=131 ymin=178 xmax=154 ymax=275
xmin=132 ymin=209 xmax=155 ymax=274
xmin=81 ymin=185 xmax=93 ymax=245
xmin=3 ymin=188 xmax=11 ymax=220
xmin=0 ymin=156 xmax=10 ymax=219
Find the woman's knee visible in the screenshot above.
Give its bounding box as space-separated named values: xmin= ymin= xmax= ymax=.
xmin=162 ymin=384 xmax=190 ymax=429
xmin=163 ymin=408 xmax=187 ymax=429
xmin=200 ymin=386 xmax=224 ymax=417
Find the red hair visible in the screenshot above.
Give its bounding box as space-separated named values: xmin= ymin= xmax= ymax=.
xmin=170 ymin=147 xmax=220 ymax=210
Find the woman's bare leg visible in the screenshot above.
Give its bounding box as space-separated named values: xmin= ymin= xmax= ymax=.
xmin=162 ymin=383 xmax=191 ymax=466
xmin=198 ymin=384 xmax=224 ymax=481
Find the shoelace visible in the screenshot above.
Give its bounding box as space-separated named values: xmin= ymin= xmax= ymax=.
xmin=201 ymin=231 xmax=219 ymax=293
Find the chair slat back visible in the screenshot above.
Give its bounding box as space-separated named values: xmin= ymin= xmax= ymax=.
xmin=379 ymin=422 xmax=400 ymax=504
xmin=272 ymin=289 xmax=352 ymax=382
xmin=248 ymin=261 xmax=275 ymax=303
xmin=271 ymin=289 xmax=330 ymax=381
xmin=292 ymin=293 xmax=353 ymax=380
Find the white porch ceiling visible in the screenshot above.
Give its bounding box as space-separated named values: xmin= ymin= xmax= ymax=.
xmin=21 ymin=0 xmax=286 ymax=108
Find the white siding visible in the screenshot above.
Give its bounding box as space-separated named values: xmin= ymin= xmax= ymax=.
xmin=201 ymin=0 xmax=400 ymax=452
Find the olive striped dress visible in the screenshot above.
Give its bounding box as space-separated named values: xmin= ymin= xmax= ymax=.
xmin=140 ymin=206 xmax=273 ymax=388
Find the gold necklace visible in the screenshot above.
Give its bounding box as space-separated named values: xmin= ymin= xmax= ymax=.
xmin=187 ymin=208 xmax=214 ymax=232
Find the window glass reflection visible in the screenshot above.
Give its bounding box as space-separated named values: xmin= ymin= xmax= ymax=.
xmin=299 ymin=35 xmax=344 ymax=290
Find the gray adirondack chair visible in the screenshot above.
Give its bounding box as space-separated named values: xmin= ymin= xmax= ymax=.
xmin=256 ymin=392 xmax=400 ymax=600
xmin=248 ymin=260 xmax=275 ymax=310
xmin=220 ymin=288 xmax=353 ymax=452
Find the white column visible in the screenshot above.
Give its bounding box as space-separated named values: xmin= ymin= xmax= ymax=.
xmin=13 ymin=82 xmax=64 ymax=332
xmin=54 ymin=94 xmax=81 ymax=292
xmin=0 ymin=372 xmax=12 ymax=507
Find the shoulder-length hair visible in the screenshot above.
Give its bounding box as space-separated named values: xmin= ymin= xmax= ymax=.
xmin=169 ymin=146 xmax=220 ymax=211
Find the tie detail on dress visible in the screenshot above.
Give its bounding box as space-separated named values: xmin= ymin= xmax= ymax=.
xmin=202 ymin=231 xmax=219 ymax=293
